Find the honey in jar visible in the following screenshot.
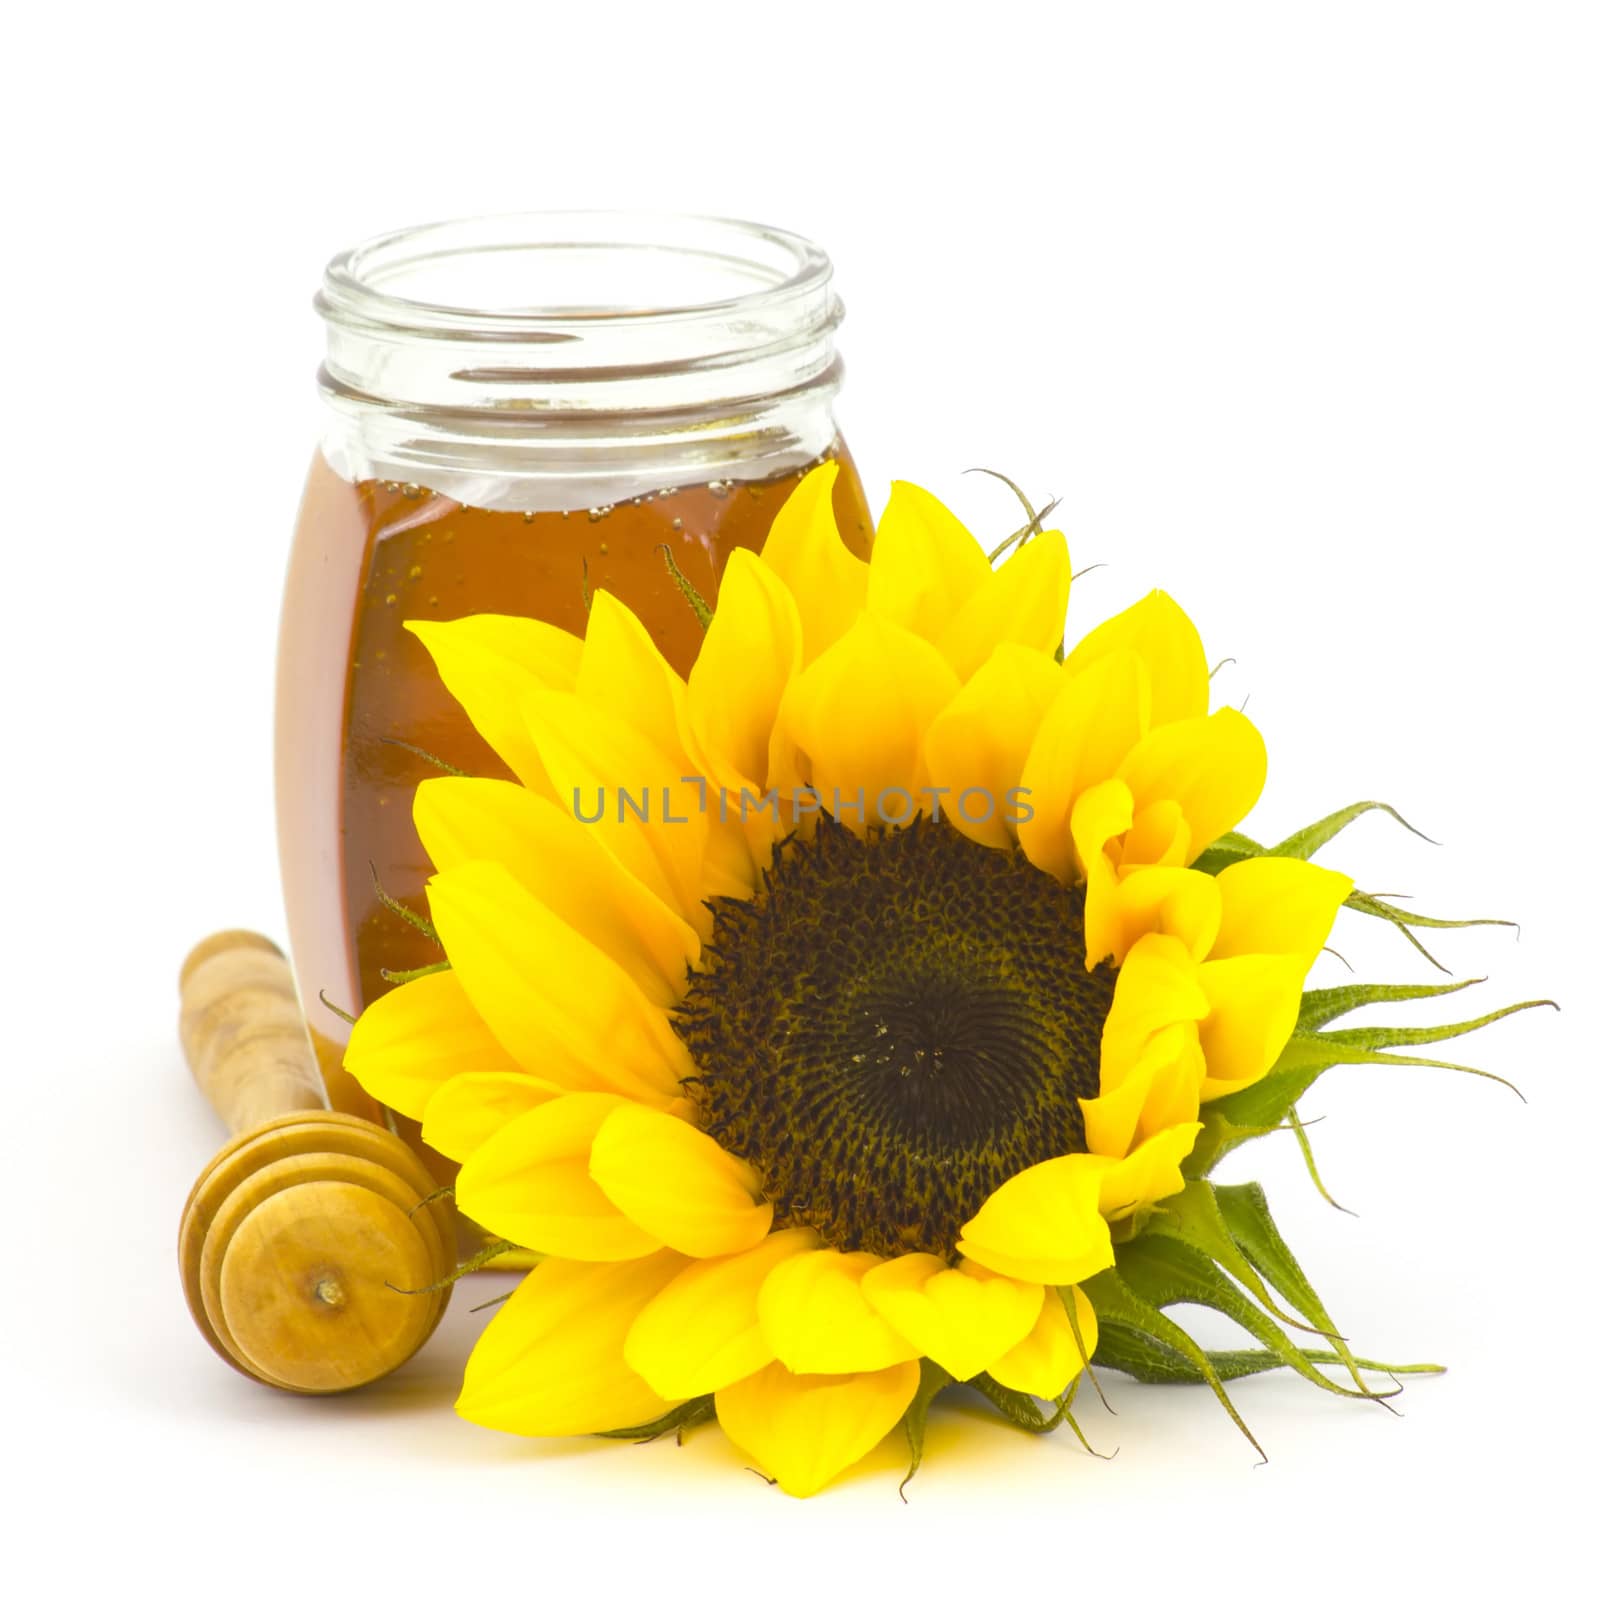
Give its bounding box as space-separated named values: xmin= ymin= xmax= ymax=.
xmin=274 ymin=214 xmax=872 ymax=1182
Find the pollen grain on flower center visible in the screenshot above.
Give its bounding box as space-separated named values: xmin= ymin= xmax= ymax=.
xmin=675 ymin=816 xmax=1116 ymax=1258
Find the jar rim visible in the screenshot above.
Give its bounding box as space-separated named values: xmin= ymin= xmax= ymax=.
xmin=317 ymin=210 xmax=835 ymax=339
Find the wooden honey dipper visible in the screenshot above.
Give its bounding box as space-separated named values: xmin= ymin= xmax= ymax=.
xmin=177 ymin=930 xmax=455 ymax=1393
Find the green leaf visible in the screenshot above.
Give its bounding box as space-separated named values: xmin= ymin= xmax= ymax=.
xmin=1094 ymin=1322 xmax=1280 ymax=1383
xmin=1313 ymin=997 xmax=1553 ymax=1055
xmin=1194 ymin=800 xmax=1437 ymax=876
xmin=1083 ymin=1267 xmax=1266 ymax=1459
xmin=1344 ymin=889 xmax=1516 ymax=971
xmin=1211 ymin=1183 xmax=1336 ymax=1328
xmin=1211 ymin=1181 xmax=1378 ymax=1394
xmin=596 ymin=1394 xmax=715 ymax=1442
xmin=1114 ymin=1234 xmax=1381 ymax=1401
xmin=318 ymin=989 xmax=358 ymax=1027
xmin=1141 ymin=1180 xmax=1321 ymax=1334
xmin=1295 ymin=977 xmax=1484 ymax=1033
xmin=657 ymin=544 xmax=714 ymax=629
xmin=899 ymin=1360 xmax=952 ymax=1499
xmin=1191 ymin=830 xmax=1264 ymax=875
xmin=970 ymin=1373 xmax=1073 ymax=1434
xmin=968 ymin=466 xmax=1059 ymax=563
xmin=1270 ymin=801 xmax=1435 ymax=860
xmin=378 ymin=959 xmax=452 ymax=985
xmin=1051 ymin=1377 xmax=1109 ymax=1458
xmin=393 ymin=1234 xmax=514 ymax=1294
xmin=1273 ymin=1030 xmax=1525 ymax=1099
xmin=1093 ymin=1323 xmax=1440 ymax=1385
xmin=377 ymin=735 xmax=468 ymax=777
xmin=1059 ymin=1285 xmax=1112 ymax=1414
xmin=1287 ymin=1107 xmax=1353 ymax=1214
xmin=1182 ymin=1104 xmax=1291 ymax=1180
xmin=368 ymin=861 xmax=441 ymax=944
xmin=1347 ymin=889 xmax=1514 ymax=933
xmin=1204 ymin=993 xmax=1544 ymax=1143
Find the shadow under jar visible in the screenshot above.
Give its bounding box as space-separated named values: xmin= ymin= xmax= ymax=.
xmin=276 ymin=212 xmax=873 ymax=1187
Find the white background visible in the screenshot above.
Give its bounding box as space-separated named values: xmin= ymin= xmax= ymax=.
xmin=5 ymin=2 xmax=1595 ymax=1593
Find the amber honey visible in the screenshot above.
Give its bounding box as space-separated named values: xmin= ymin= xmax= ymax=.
xmin=276 ymin=446 xmax=874 ymax=1157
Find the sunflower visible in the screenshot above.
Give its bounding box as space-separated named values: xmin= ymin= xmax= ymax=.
xmin=345 ymin=465 xmax=1542 ymax=1495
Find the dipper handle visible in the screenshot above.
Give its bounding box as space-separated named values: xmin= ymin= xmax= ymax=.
xmin=177 ymin=931 xmax=455 ymax=1393
xmin=180 ymin=930 xmax=327 ymax=1135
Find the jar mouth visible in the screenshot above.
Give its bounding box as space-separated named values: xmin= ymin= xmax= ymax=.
xmin=313 ymin=211 xmax=847 ymax=500
xmin=316 ymin=211 xmax=836 ymax=342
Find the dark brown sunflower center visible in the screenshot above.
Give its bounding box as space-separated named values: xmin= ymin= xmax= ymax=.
xmin=675 ymin=815 xmax=1115 ymax=1258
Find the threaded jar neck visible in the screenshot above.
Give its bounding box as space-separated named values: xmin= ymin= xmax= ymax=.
xmin=313 ymin=212 xmax=846 ymax=507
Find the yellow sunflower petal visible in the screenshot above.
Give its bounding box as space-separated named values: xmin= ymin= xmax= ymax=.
xmin=1080 ymin=1027 xmax=1206 ymax=1158
xmin=588 ymin=1101 xmax=773 ymax=1258
xmin=715 ymin=1360 xmax=921 ymax=1499
xmin=936 ymin=528 xmax=1072 ymax=678
xmin=923 ymin=644 xmax=1066 ymax=849
xmin=956 ymin=1156 xmax=1115 ymax=1285
xmin=684 ymin=548 xmax=802 ymax=793
xmin=1125 ymin=866 xmax=1219 ymax=952
xmin=1117 ymin=707 xmax=1267 ymax=859
xmin=1079 ymin=848 xmax=1125 ymax=973
xmin=428 ymin=859 xmax=688 ymax=1103
xmin=1063 ymin=590 xmax=1209 ymax=728
xmin=455 ymin=1094 xmax=661 ymax=1260
xmin=1089 ymin=865 xmax=1224 ymax=969
xmin=1209 ymin=856 xmax=1353 ymax=964
xmin=420 ymin=1070 xmax=561 ymax=1164
xmin=1195 ymin=952 xmax=1307 ymax=1098
xmin=1099 ymin=933 xmax=1211 ymax=1089
xmin=1017 ymin=649 xmax=1151 ymax=881
xmin=987 ymin=1285 xmax=1098 ymax=1397
xmin=577 ymin=590 xmax=691 ymax=768
xmin=1070 ymin=777 xmax=1136 ymax=876
xmin=757 ymin=462 xmax=868 ymax=664
xmin=623 ymin=1227 xmax=820 ymax=1400
xmin=777 ymin=613 xmax=962 ymax=828
xmin=859 ymin=1255 xmax=1043 ymax=1382
xmin=867 ymin=479 xmax=993 ymax=643
xmin=415 ymin=776 xmax=699 ymax=1008
xmin=681 ymin=556 xmax=804 ymax=878
xmin=757 ymin=1248 xmax=919 ymax=1374
xmin=520 ymin=686 xmax=714 ymax=932
xmin=1121 ymin=797 xmax=1192 ymax=869
xmin=407 ymin=615 xmax=581 ymax=791
xmin=1090 ymin=1123 xmax=1203 ymax=1220
xmin=457 ymin=1253 xmax=684 ymax=1436
xmin=345 ymin=967 xmax=524 ymax=1122
xmin=1068 ymin=779 xmax=1135 ymax=966
xmin=698 ymin=809 xmax=764 ymax=906
xmin=1080 ymin=1068 xmax=1145 ymax=1159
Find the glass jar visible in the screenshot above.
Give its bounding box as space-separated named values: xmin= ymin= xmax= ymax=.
xmin=275 ymin=212 xmax=873 ymax=1169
